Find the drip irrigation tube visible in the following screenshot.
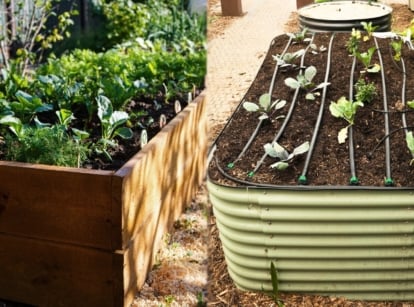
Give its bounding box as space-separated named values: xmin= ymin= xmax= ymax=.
xmin=227 ymin=37 xmax=294 ymax=169
xmin=298 ymin=33 xmax=335 ymax=185
xmin=374 ymin=37 xmax=393 ymax=186
xmin=348 ymin=56 xmax=358 ymax=185
xmin=250 ymin=33 xmax=316 ymax=176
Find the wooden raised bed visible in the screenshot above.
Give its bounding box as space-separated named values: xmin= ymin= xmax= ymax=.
xmin=0 ymin=93 xmax=207 ymax=307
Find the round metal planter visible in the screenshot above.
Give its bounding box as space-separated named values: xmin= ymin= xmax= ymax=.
xmin=298 ymin=1 xmax=393 ymax=32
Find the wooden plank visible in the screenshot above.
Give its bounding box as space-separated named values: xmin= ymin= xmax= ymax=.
xmin=0 ymin=233 xmax=124 ymax=307
xmin=0 ymin=163 xmax=118 ymax=250
xmin=117 ymin=94 xmax=208 ymax=292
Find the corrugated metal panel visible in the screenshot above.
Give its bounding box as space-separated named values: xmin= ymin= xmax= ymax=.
xmin=207 ymin=180 xmax=414 ymax=300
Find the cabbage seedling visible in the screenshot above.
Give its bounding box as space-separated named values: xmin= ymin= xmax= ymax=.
xmin=329 ymin=96 xmax=364 ymax=143
xmin=284 ymin=65 xmax=330 ymax=100
xmin=243 ymin=93 xmax=286 ymax=121
xmin=264 ymin=141 xmax=309 ymax=170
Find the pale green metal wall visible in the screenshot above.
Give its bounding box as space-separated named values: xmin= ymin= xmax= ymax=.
xmin=208 ymin=180 xmax=414 ymax=300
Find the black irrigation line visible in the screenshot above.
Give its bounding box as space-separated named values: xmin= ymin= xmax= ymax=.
xmin=374 ymin=37 xmax=393 ymax=186
xmin=298 ymin=33 xmax=335 ymax=185
xmin=227 ymin=36 xmax=294 ymax=169
xmin=348 ymin=55 xmax=358 ymax=185
xmin=248 ymin=32 xmax=316 ymax=177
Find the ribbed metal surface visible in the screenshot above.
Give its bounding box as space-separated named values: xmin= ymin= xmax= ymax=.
xmin=207 ymin=180 xmax=414 ymax=300
xmin=298 ymin=1 xmax=392 ymax=32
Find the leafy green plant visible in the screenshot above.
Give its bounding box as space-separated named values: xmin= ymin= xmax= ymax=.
xmin=286 ymin=27 xmax=311 ymax=44
xmin=354 ymin=77 xmax=377 ymax=103
xmin=355 ymin=46 xmax=381 ymax=73
xmin=361 ymin=21 xmax=378 ymax=41
xmin=329 ymin=96 xmax=364 ymax=143
xmin=3 ymin=124 xmax=89 ymax=167
xmin=284 ymin=66 xmax=330 ymax=100
xmin=269 ymin=262 xmax=285 ymax=307
xmin=273 ymin=49 xmax=305 ymax=68
xmin=243 ymin=93 xmax=286 ymax=121
xmin=264 ymin=141 xmax=310 ymax=170
xmin=95 ymin=94 xmax=133 ymax=161
xmin=347 ymin=28 xmax=362 ymax=55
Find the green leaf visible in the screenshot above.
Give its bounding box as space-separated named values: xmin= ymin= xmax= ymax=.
xmin=408 ymin=100 xmax=414 ymax=109
xmin=406 ymin=131 xmax=414 ymax=153
xmin=109 ymin=110 xmax=129 ymax=127
xmin=367 ymin=63 xmax=381 ymax=73
xmin=273 ymin=99 xmax=287 ymax=110
xmin=270 ymin=161 xmax=289 ymax=170
xmin=114 ymin=127 xmax=133 ymax=139
xmin=305 ymin=93 xmax=315 ymax=100
xmin=259 ymin=93 xmax=271 ymax=110
xmin=292 ymin=141 xmax=310 ymax=156
xmin=243 ymin=101 xmax=260 ymax=112
xmin=304 ymin=66 xmax=317 ymax=82
xmin=284 ymin=77 xmax=300 ymax=89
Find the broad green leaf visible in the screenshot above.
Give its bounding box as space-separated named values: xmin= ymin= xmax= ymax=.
xmin=292 ymin=141 xmax=310 ymax=156
xmin=259 ymin=93 xmax=271 ymax=110
xmin=114 ymin=127 xmax=133 ymax=139
xmin=109 ymin=110 xmax=129 ymax=127
xmin=408 ymin=100 xmax=414 ymax=109
xmin=96 ymin=95 xmax=112 ymax=121
xmin=272 ymin=142 xmax=289 ymax=160
xmin=243 ymin=101 xmax=260 ymax=112
xmin=304 ymin=65 xmax=317 ymax=82
xmin=284 ymin=77 xmax=300 ymax=89
xmin=338 ymin=126 xmax=349 ymax=144
xmin=72 ymin=128 xmax=90 ymax=141
xmin=406 ymin=131 xmax=414 ymax=153
xmin=270 ymin=161 xmax=289 ymax=170
xmin=329 ymin=101 xmax=343 ymax=118
xmin=273 ymin=99 xmax=287 ymax=110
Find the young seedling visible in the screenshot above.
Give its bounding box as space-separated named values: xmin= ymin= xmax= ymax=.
xmin=284 ymin=65 xmax=330 ymax=100
xmin=243 ymin=93 xmax=286 ymax=121
xmin=347 ymin=28 xmax=362 ymax=55
xmin=356 ymin=46 xmax=381 ymax=73
xmin=354 ymin=77 xmax=377 ymax=104
xmin=264 ymin=140 xmax=309 ymax=170
xmin=273 ymin=49 xmax=305 ymax=68
xmin=286 ymin=27 xmax=311 ymax=44
xmin=361 ymin=21 xmax=378 ymax=42
xmin=329 ymin=96 xmax=364 ymax=143
xmin=95 ymin=94 xmax=133 ymax=161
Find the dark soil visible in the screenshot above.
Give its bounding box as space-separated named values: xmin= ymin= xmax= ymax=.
xmin=209 ymin=31 xmax=414 ymax=187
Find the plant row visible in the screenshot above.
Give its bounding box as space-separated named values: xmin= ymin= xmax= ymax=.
xmin=0 ymin=0 xmax=206 ymax=168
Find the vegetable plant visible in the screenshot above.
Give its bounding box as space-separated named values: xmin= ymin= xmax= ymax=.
xmin=356 ymin=46 xmax=381 ymax=73
xmin=284 ymin=66 xmax=330 ymax=100
xmin=354 ymin=77 xmax=377 ymax=104
xmin=95 ymin=94 xmax=133 ymax=161
xmin=273 ymin=49 xmax=305 ymax=68
xmin=329 ymin=96 xmax=364 ymax=144
xmin=264 ymin=141 xmax=310 ymax=170
xmin=242 ymin=93 xmax=286 ymax=121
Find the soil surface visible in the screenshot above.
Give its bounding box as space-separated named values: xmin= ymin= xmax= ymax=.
xmin=209 ymin=31 xmax=414 ymax=187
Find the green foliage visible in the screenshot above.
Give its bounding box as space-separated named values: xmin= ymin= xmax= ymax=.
xmin=270 ymin=262 xmax=285 ymax=307
xmin=284 ymin=66 xmax=330 ymax=100
xmin=356 ymin=46 xmax=380 ymax=73
xmin=243 ymin=93 xmax=286 ymax=121
xmin=0 ymin=0 xmax=77 ymax=76
xmin=354 ymin=77 xmax=377 ymax=103
xmin=264 ymin=141 xmax=309 ymax=170
xmin=94 ymin=95 xmax=133 ymax=161
xmin=329 ymin=96 xmax=364 ymax=143
xmin=3 ymin=125 xmax=89 ymax=167
xmin=273 ymin=49 xmax=305 ymax=68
